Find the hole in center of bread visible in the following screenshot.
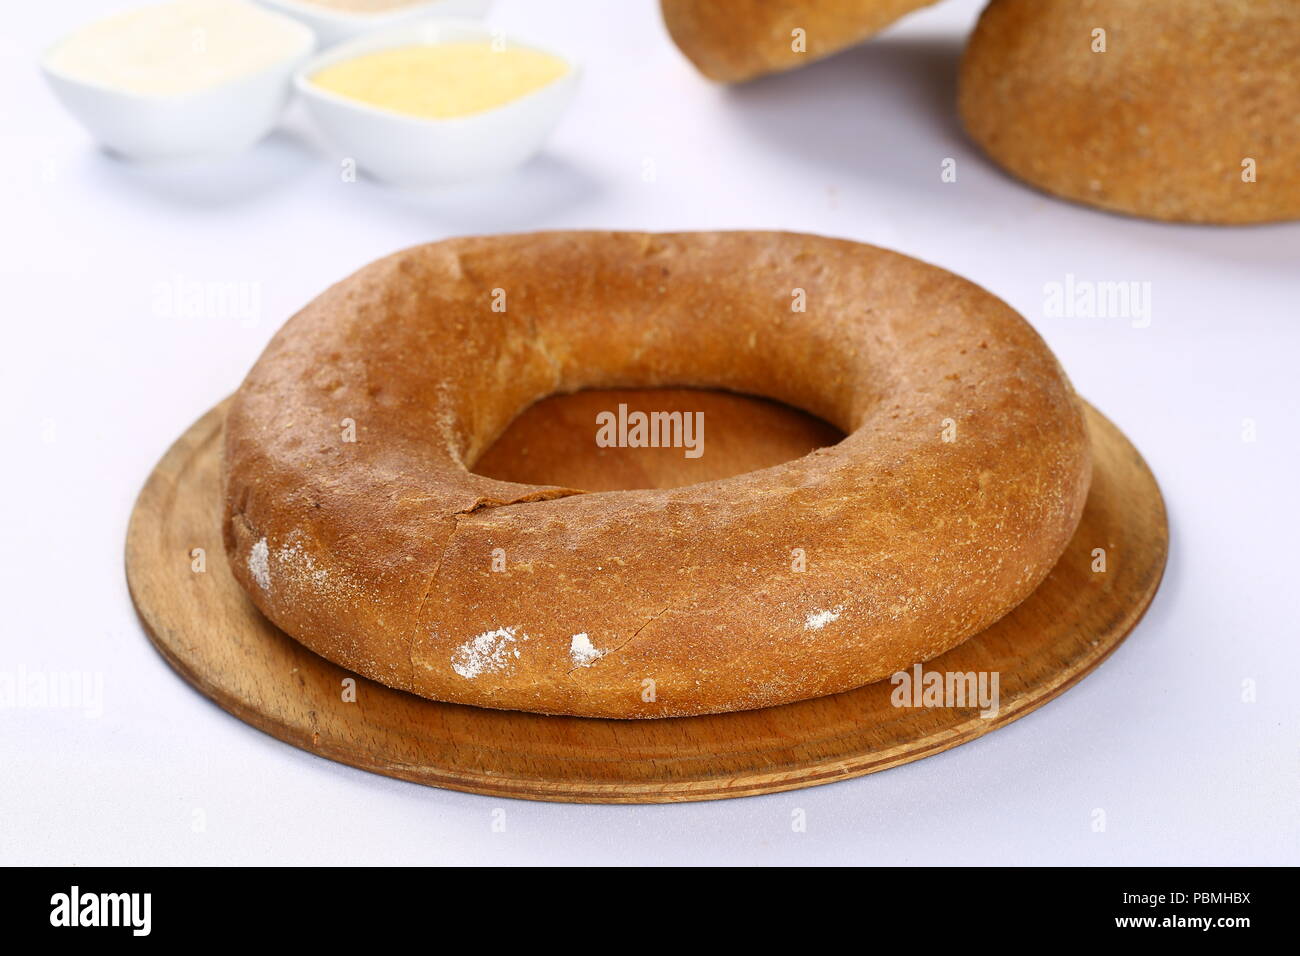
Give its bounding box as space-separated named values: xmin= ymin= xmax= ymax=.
xmin=471 ymin=387 xmax=844 ymax=492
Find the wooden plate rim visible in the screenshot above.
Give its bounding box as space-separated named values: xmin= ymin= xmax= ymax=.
xmin=125 ymin=398 xmax=1168 ymax=803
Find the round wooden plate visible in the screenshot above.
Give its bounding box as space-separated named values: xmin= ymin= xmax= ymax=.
xmin=126 ymin=391 xmax=1167 ymax=803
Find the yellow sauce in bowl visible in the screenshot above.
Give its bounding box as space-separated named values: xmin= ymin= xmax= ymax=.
xmin=310 ymin=42 xmax=569 ymax=119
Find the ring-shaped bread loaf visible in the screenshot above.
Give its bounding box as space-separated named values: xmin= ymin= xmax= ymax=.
xmin=223 ymin=231 xmax=1091 ymax=718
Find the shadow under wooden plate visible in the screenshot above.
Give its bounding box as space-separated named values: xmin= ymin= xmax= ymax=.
xmin=126 ymin=391 xmax=1167 ymax=803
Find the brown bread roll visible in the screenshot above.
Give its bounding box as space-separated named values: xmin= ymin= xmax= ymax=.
xmin=959 ymin=0 xmax=1300 ymax=223
xmin=662 ymin=0 xmax=941 ymax=83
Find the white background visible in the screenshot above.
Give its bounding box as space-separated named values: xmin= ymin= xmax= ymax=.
xmin=3 ymin=0 xmax=1298 ymax=866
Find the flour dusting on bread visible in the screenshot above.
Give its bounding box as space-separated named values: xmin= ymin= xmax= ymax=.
xmin=248 ymin=538 xmax=270 ymax=591
xmin=452 ymin=627 xmax=521 ymax=679
xmin=569 ymin=633 xmax=605 ymax=667
xmin=804 ymin=607 xmax=843 ymax=631
xmin=276 ymin=534 xmax=329 ymax=589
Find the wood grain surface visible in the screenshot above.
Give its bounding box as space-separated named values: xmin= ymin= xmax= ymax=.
xmin=474 ymin=388 xmax=845 ymax=491
xmin=125 ymin=390 xmax=1167 ymax=803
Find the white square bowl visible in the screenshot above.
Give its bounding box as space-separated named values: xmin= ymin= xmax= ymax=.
xmin=41 ymin=14 xmax=316 ymax=161
xmin=295 ymin=18 xmax=580 ymax=188
xmin=257 ymin=0 xmax=491 ymax=48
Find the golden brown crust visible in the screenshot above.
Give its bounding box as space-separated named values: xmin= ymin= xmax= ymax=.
xmin=959 ymin=0 xmax=1300 ymax=224
xmin=222 ymin=231 xmax=1091 ymax=718
xmin=661 ymin=0 xmax=940 ymax=83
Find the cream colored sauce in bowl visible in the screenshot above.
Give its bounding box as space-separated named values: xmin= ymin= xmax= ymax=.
xmin=45 ymin=0 xmax=310 ymax=97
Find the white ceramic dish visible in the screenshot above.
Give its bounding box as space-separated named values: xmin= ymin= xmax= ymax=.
xmin=41 ymin=12 xmax=316 ymax=162
xmin=257 ymin=0 xmax=490 ymax=48
xmin=295 ymin=19 xmax=580 ymax=188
